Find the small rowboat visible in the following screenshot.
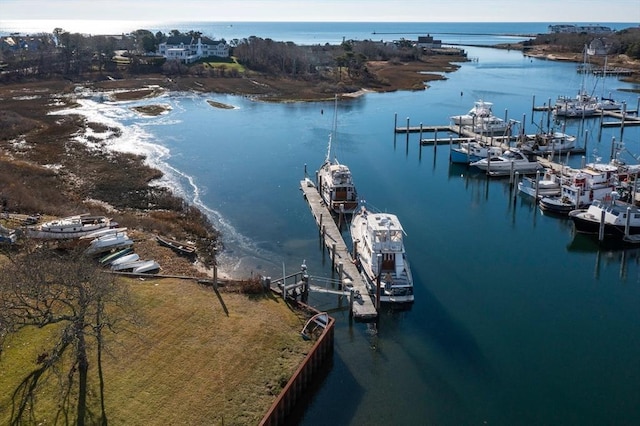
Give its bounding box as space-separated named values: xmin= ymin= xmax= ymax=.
xmin=156 ymin=235 xmax=196 ymax=257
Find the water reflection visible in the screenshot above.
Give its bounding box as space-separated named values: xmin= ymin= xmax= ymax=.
xmin=567 ymin=232 xmax=640 ymax=281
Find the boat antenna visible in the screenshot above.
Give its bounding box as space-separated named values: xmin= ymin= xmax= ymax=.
xmin=325 ymin=95 xmax=338 ymax=163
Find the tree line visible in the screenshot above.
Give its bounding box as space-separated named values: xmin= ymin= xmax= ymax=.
xmin=524 ymin=27 xmax=640 ymax=59
xmin=0 ymin=27 xmax=423 ymax=83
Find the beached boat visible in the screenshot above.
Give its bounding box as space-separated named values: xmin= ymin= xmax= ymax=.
xmin=350 ymin=205 xmax=414 ymax=303
xmin=569 ymin=198 xmax=640 ymax=240
xmin=470 ymin=148 xmax=543 ymax=176
xmin=98 ymin=246 xmax=134 ymax=266
xmin=0 ymin=224 xmax=17 ymax=244
xmin=131 ymin=260 xmax=160 ymax=274
xmin=80 ymin=227 xmax=127 ymax=240
xmin=156 ymin=235 xmax=196 ymax=257
xmin=85 ymin=231 xmax=133 ymax=255
xmin=26 ymin=214 xmax=111 ymax=239
xmin=317 ymin=96 xmax=358 ymax=215
xmin=109 ymin=252 xmax=139 ymax=268
xmin=450 ymin=140 xmax=503 ymax=164
xmin=110 ymin=254 xmax=142 ymax=271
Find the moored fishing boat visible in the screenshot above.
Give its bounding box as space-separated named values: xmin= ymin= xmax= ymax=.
xmin=350 ymin=205 xmax=414 ymax=303
xmin=518 ymin=131 xmax=578 ymax=155
xmin=539 ymin=162 xmax=619 ymax=215
xmin=569 ymin=197 xmax=640 ymax=239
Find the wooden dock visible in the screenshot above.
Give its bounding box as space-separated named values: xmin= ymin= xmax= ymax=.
xmin=299 ymin=179 xmax=378 ymax=320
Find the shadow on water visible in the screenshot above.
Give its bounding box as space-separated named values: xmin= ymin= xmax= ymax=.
xmin=567 ymin=232 xmax=640 ymax=280
xmin=287 ymin=354 xmax=364 ymax=426
xmin=411 ymin=268 xmax=497 ymax=384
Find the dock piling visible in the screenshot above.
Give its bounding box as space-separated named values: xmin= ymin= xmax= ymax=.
xmin=599 ymin=210 xmax=606 ymax=242
xmin=406 ymin=117 xmax=410 ymax=145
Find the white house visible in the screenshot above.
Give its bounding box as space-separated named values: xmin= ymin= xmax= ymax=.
xmin=157 ymin=35 xmax=229 ymax=63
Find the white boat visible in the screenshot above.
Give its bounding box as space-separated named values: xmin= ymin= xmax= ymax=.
xmin=451 ymin=100 xmax=514 ymax=135
xmin=519 ymin=131 xmax=578 ymax=154
xmin=450 ymin=140 xmax=503 ymax=164
xmin=109 ymin=253 xmax=140 ymax=268
xmin=85 ymin=232 xmax=133 ymax=255
xmin=350 ymin=205 xmax=414 ymax=303
xmin=569 ymin=197 xmax=640 ymax=240
xmin=0 ymin=224 xmax=17 ymax=244
xmin=595 ymin=57 xmax=623 ymax=111
xmin=517 ymin=169 xmax=564 ymax=199
xmin=554 ymin=92 xmax=598 ymax=118
xmin=450 ymin=100 xmax=494 ymax=126
xmin=98 ymin=247 xmax=134 ymax=266
xmin=80 ymin=227 xmax=127 ymax=240
xmin=132 ymin=260 xmax=160 ymax=274
xmin=468 ymin=116 xmax=514 ymax=136
xmin=317 ymin=97 xmax=358 ymax=215
xmin=597 ymin=96 xmax=623 ymax=111
xmin=470 ymin=148 xmax=543 ymax=176
xmin=26 ymin=214 xmax=111 ymax=239
xmin=539 ymin=162 xmax=619 ymax=215
xmin=110 ymin=258 xmax=141 ymax=271
xmin=554 ymin=45 xmax=599 ymax=118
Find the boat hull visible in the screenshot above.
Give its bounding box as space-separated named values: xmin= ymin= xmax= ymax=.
xmin=569 ymin=211 xmax=640 ymax=238
xmin=350 ymin=207 xmax=414 ymax=304
xmin=539 ymin=197 xmax=582 ymax=216
xmin=450 ymin=148 xmax=486 ymax=164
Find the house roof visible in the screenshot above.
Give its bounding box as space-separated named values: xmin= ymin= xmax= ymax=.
xmin=165 ymin=35 xmax=225 ymax=46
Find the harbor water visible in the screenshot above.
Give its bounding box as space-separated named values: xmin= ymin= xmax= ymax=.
xmin=24 ymin=22 xmax=640 ymax=425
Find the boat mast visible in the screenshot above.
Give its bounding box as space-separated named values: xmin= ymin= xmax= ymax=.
xmin=325 ymin=95 xmax=338 ymax=163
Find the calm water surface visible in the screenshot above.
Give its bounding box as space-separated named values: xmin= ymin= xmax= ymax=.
xmin=56 ymin=40 xmax=640 ymax=425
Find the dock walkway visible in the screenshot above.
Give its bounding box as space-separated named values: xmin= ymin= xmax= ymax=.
xmin=299 ymin=179 xmax=377 ymax=320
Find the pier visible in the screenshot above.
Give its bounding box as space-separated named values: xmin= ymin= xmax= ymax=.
xmin=299 ymin=178 xmax=378 ymax=320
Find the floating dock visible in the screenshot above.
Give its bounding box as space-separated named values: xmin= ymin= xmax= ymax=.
xmin=299 ymin=178 xmax=378 ymax=320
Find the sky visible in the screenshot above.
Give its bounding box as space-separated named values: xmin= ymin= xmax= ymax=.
xmin=1 ymin=0 xmax=639 ymax=23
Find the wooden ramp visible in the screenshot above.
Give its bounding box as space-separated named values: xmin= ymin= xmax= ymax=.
xmin=299 ymin=179 xmax=377 ymax=320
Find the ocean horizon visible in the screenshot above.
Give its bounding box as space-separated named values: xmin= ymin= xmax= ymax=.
xmin=1 ymin=20 xmax=638 ymax=46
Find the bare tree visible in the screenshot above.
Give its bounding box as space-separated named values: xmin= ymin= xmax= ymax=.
xmin=0 ymin=246 xmax=138 ymax=425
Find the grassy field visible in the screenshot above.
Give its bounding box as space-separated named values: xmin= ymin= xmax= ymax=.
xmin=0 ymin=277 xmax=312 ymax=425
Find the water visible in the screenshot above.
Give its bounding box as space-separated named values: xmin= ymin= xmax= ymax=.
xmin=24 ymin=22 xmax=640 ymax=425
xmin=1 ymin=20 xmax=637 ymax=46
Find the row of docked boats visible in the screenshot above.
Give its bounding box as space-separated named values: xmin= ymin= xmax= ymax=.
xmin=448 ymin=99 xmax=584 ymax=178
xmin=516 ymin=155 xmax=640 ymax=243
xmin=448 ymin=99 xmax=640 ymax=244
xmin=315 ymin=96 xmax=413 ymax=304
